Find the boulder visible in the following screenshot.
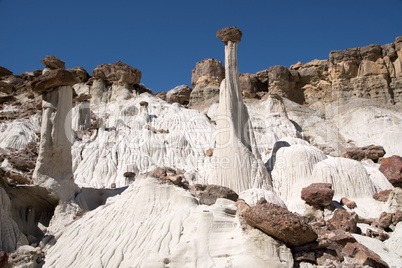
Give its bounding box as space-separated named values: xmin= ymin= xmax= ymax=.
xmin=341 ymin=242 xmax=389 ymax=268
xmin=92 ymin=61 xmax=141 ymax=85
xmin=378 ymin=212 xmax=393 ymax=229
xmin=0 ymin=251 xmax=8 ymax=268
xmin=155 ymin=91 xmax=166 ymax=101
xmin=31 ymin=69 xmax=76 ymax=93
xmin=41 ymin=55 xmax=65 ymax=69
xmin=191 ymin=58 xmax=224 ymax=86
xmin=243 ymin=203 xmax=317 ymax=247
xmin=341 ymin=145 xmax=386 ymax=162
xmin=0 ymin=81 xmax=14 ymax=94
xmin=239 ymin=73 xmax=266 ymax=98
xmin=373 ymin=190 xmax=392 ymax=202
xmin=199 ymin=185 xmax=238 ymax=205
xmin=379 ymin=155 xmax=402 ymax=187
xmin=301 ymin=183 xmax=334 ymax=208
xmin=0 ymin=66 xmax=12 ymax=77
xmin=326 ymin=209 xmax=358 ymax=233
xmin=166 ymin=85 xmax=192 ymax=104
xmin=216 ymin=26 xmax=242 ymax=43
xmin=68 ymin=67 xmax=90 ymax=83
xmin=123 ymin=172 xmax=136 ymax=178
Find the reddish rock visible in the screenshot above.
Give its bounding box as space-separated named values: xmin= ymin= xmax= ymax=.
xmin=379 ymin=155 xmax=402 ymax=187
xmin=327 ymin=209 xmax=358 ymax=233
xmin=92 ymin=61 xmax=141 ymax=85
xmin=205 ymin=148 xmax=214 ymax=157
xmin=340 ymin=197 xmax=357 ymax=209
xmin=316 ymin=228 xmax=357 ymax=250
xmin=0 ymin=251 xmax=8 ymax=268
xmin=342 ymin=242 xmax=389 ymax=268
xmin=341 ymin=145 xmax=386 ymax=162
xmin=110 ymin=183 xmax=116 ymax=189
xmin=199 ymin=185 xmax=238 ymax=205
xmin=366 ymin=228 xmax=390 ymax=241
xmin=243 ymin=203 xmax=317 ymax=247
xmin=378 ymin=212 xmax=393 ymax=229
xmin=32 ymin=69 xmax=76 ymax=93
xmin=301 ymin=183 xmax=334 ymax=208
xmin=41 ymin=55 xmax=65 ymax=69
xmin=373 ymin=189 xmax=392 ymax=202
xmin=392 ymin=210 xmax=402 ymax=225
xmin=216 ymin=26 xmax=242 ymax=44
xmin=166 ymin=85 xmax=192 ymax=105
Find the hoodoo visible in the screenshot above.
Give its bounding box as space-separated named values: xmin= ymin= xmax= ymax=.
xmin=206 ymin=27 xmax=272 ymax=193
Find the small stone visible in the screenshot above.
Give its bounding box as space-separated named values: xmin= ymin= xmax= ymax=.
xmin=301 ymin=183 xmax=334 ymax=208
xmin=110 ymin=183 xmax=116 ymax=189
xmin=327 ymin=209 xmax=358 ymax=233
xmin=340 ymin=197 xmax=357 ymax=209
xmin=373 ymin=189 xmax=392 ymax=202
xmin=123 ymin=172 xmax=136 ymax=177
xmin=392 ymin=210 xmax=402 ymax=225
xmin=41 ymin=55 xmax=65 ymax=69
xmin=206 ymin=148 xmax=214 ymax=157
xmin=378 ymin=212 xmax=392 ymax=229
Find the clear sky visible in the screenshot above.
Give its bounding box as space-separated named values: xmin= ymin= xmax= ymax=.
xmin=1 ymin=0 xmax=401 ymax=92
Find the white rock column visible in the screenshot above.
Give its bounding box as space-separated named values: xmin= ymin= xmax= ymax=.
xmin=206 ymin=27 xmax=272 ymax=193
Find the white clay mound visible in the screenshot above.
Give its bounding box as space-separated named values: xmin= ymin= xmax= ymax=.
xmin=44 ymin=178 xmax=293 ymax=268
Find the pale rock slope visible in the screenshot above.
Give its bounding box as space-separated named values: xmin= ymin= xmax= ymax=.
xmin=44 ymin=178 xmax=293 ymax=268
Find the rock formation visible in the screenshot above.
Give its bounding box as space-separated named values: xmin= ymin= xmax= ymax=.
xmin=165 ymin=85 xmax=192 ymax=105
xmin=205 ymin=27 xmax=272 ymax=193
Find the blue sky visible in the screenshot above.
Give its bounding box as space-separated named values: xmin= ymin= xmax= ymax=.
xmin=1 ymin=0 xmax=401 ymax=92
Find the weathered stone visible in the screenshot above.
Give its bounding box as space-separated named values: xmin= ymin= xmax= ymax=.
xmin=317 ymin=228 xmax=357 ymax=249
xmin=340 ymin=197 xmax=357 ymax=209
xmin=205 ymin=148 xmax=213 ymax=157
xmin=366 ymin=228 xmax=390 ymax=241
xmin=139 ymin=101 xmax=148 ymax=107
xmin=32 ymin=69 xmax=76 ymax=93
xmin=243 ymin=203 xmax=317 ymax=247
xmin=342 ymin=242 xmax=389 ymax=268
xmin=392 ymin=210 xmax=402 ymax=225
xmin=155 ymin=91 xmax=166 ymax=101
xmin=379 ymin=155 xmax=402 ymax=187
xmin=373 ymin=189 xmax=392 ymax=202
xmin=199 ymin=185 xmax=238 ymax=206
xmin=341 ymin=145 xmax=386 ymax=162
xmin=68 ymin=67 xmax=90 ymax=83
xmin=41 ymin=55 xmax=65 ymax=69
xmin=239 ymin=73 xmax=266 ymax=98
xmin=360 ymin=44 xmax=382 ymax=60
xmin=166 ymin=85 xmax=192 ymax=105
xmin=378 ymin=212 xmax=393 ymax=229
xmin=191 ymin=58 xmax=224 ymax=87
xmin=0 ymin=82 xmax=14 ymax=94
xmin=327 ymin=209 xmax=358 ymax=233
xmin=329 ymin=48 xmax=361 ymax=63
xmin=123 ymin=172 xmax=136 ymax=177
xmin=395 ymin=36 xmax=402 ymax=51
xmin=110 ymin=183 xmax=116 ymax=189
xmin=0 ymin=251 xmax=8 ymax=268
xmin=216 ymin=26 xmax=242 ymax=44
xmin=92 ymin=61 xmax=141 ymax=85
xmin=301 ymin=183 xmax=334 ymax=208
xmin=0 ymin=66 xmax=12 ymax=77
xmin=167 ymin=174 xmax=182 ymax=185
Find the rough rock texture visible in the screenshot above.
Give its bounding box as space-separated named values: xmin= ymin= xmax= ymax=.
xmin=378 ymin=212 xmax=393 ymax=229
xmin=32 ymin=69 xmax=76 ymax=94
xmin=199 ymin=184 xmax=238 ymax=205
xmin=92 ymin=61 xmax=141 ymax=85
xmin=326 ymin=209 xmax=358 ymax=233
xmin=0 ymin=187 xmax=28 ymax=252
xmin=33 ymin=85 xmax=78 ymax=200
xmin=373 ymin=189 xmax=392 ymax=202
xmin=379 ymin=155 xmax=402 ymax=187
xmin=341 ymin=145 xmax=386 ymax=162
xmin=205 ymin=27 xmax=272 ymax=193
xmin=340 ymin=197 xmax=357 ymax=209
xmin=239 ymin=73 xmax=266 ymax=98
xmin=165 ymin=85 xmax=192 ymax=105
xmin=0 ymin=66 xmax=12 ymax=77
xmin=243 ymin=203 xmax=317 ymax=247
xmin=41 ymin=55 xmax=65 ymax=70
xmin=216 ymin=26 xmax=242 ymax=43
xmin=301 ymin=183 xmax=334 ymax=208
xmin=189 ymin=58 xmax=224 ymax=107
xmin=342 ymin=242 xmax=389 ymax=268
xmin=68 ymin=67 xmax=89 ymax=83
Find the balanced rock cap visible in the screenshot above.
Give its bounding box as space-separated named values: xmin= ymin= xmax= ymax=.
xmin=216 ymin=27 xmax=242 ymax=44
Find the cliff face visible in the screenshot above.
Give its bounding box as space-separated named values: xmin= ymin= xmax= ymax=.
xmin=190 ymin=36 xmax=402 ymax=108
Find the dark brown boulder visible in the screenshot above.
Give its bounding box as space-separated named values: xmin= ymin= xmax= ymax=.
xmin=199 ymin=185 xmax=238 ymax=205
xmin=68 ymin=67 xmax=90 ymax=83
xmin=216 ymin=27 xmax=242 ymax=44
xmin=0 ymin=66 xmax=12 ymax=77
xmin=301 ymin=183 xmax=334 ymax=208
xmin=341 ymin=145 xmax=386 ymax=162
xmin=41 ymin=55 xmax=65 ymax=69
xmin=32 ymin=69 xmax=76 ymax=93
xmin=0 ymin=81 xmax=14 ymax=94
xmin=0 ymin=251 xmax=8 ymax=268
xmin=92 ymin=61 xmax=141 ymax=85
xmin=123 ymin=172 xmax=136 ymax=177
xmin=373 ymin=189 xmax=392 ymax=202
xmin=327 ymin=209 xmax=358 ymax=233
xmin=243 ymin=203 xmax=317 ymax=247
xmin=342 ymin=242 xmax=389 ymax=268
xmin=139 ymin=101 xmax=148 ymax=107
xmin=166 ymin=85 xmax=192 ymax=105
xmin=379 ymin=155 xmax=402 ymax=187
